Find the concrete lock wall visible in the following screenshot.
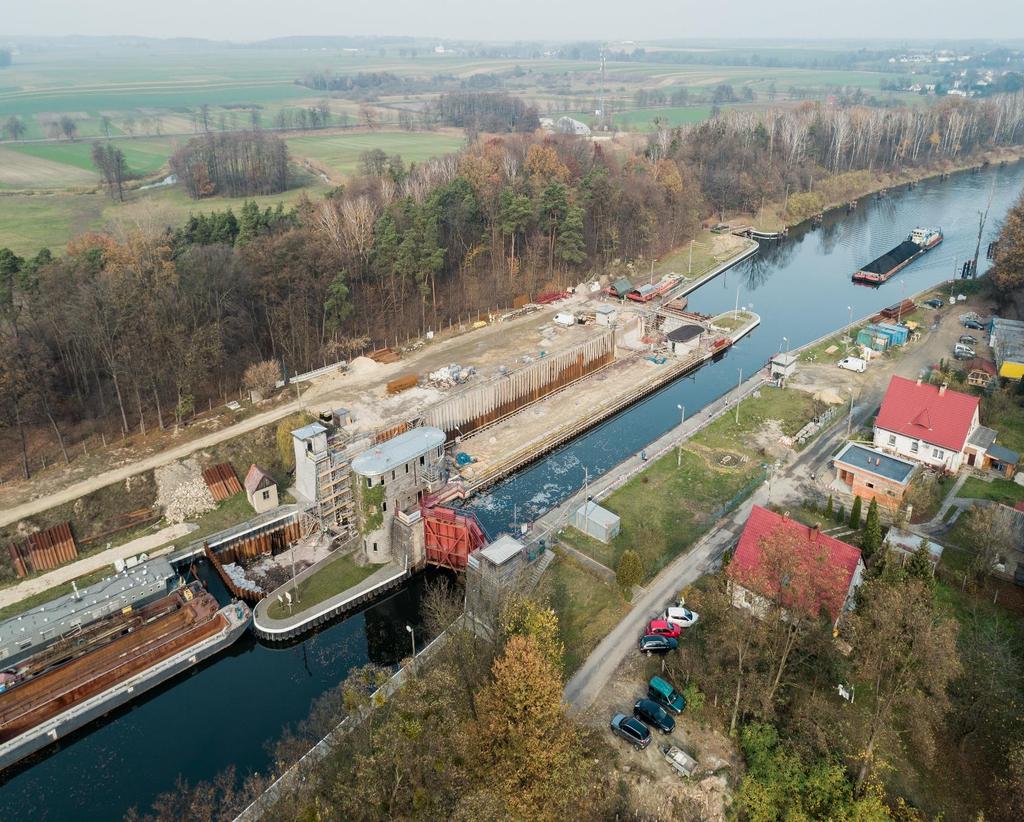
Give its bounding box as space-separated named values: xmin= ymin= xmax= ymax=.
xmin=425 ymin=331 xmax=615 ymax=439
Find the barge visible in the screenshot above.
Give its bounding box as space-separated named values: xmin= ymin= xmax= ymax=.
xmin=852 ymin=227 xmax=942 ymax=284
xmin=0 ymin=583 xmax=250 ymax=771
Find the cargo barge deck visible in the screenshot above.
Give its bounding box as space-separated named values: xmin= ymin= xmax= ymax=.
xmin=852 ymin=227 xmax=942 ymax=284
xmin=0 ymin=584 xmax=250 ymax=772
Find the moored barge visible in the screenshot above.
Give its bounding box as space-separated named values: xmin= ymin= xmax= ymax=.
xmin=852 ymin=227 xmax=942 ymax=284
xmin=0 ymin=583 xmax=250 ymax=771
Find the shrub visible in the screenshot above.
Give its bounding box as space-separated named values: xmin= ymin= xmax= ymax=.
xmin=616 ymin=550 xmax=645 ymax=593
xmin=243 ymin=359 xmax=281 ymax=396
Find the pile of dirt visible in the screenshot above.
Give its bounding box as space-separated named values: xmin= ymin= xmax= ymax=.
xmin=347 ymin=356 xmax=381 ymax=377
xmin=155 ymin=458 xmax=215 ymax=523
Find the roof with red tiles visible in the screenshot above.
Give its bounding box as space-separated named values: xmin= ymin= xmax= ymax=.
xmin=728 ymin=505 xmax=862 ymax=620
xmin=875 ymin=376 xmax=979 ymax=452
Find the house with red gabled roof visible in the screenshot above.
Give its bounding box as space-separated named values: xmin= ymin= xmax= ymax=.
xmin=727 ymin=506 xmax=864 ymax=628
xmin=872 ymin=376 xmax=982 ymax=472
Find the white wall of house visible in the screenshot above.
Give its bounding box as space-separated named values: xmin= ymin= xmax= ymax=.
xmin=873 ymin=413 xmax=978 ymax=472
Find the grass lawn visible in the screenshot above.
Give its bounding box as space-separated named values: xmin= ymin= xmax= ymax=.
xmin=537 ymin=548 xmax=631 ymax=675
xmin=906 ymin=472 xmax=954 ymax=523
xmin=799 ymin=332 xmax=856 ymax=364
xmin=569 ymin=387 xmax=817 ymax=580
xmin=653 ymin=233 xmax=736 ymax=282
xmin=958 ymin=477 xmax=1024 ymax=506
xmin=266 ymin=551 xmax=376 ymax=619
xmin=286 ymin=131 xmax=465 ymax=179
xmin=0 ymin=565 xmax=113 ymax=622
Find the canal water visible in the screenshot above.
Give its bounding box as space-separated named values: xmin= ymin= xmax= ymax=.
xmin=468 ymin=162 xmax=1024 ymax=535
xmin=1 ymin=163 xmax=1022 ymax=820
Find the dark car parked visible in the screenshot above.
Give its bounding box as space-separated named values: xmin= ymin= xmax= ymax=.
xmin=959 ymin=334 xmax=978 ymax=345
xmin=610 ymin=712 xmax=651 ymax=750
xmin=638 ymin=634 xmax=678 ymax=654
xmin=923 ymin=298 xmax=944 ymax=309
xmin=963 ymin=318 xmax=987 ymax=330
xmin=633 ymin=698 xmax=676 ymax=734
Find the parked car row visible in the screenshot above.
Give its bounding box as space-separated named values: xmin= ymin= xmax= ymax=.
xmin=638 ymin=605 xmax=700 ymax=655
xmin=610 ymin=676 xmax=688 ymax=750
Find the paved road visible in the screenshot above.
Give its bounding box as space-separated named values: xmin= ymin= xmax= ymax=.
xmin=563 ymin=301 xmax=978 ymax=712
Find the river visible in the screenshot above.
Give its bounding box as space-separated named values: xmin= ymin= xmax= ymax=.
xmin=1 ymin=162 xmax=1022 ymax=820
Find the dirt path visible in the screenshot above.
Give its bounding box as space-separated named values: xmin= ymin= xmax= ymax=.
xmin=0 ymin=523 xmax=193 ymax=610
xmin=0 ymin=305 xmax=590 ymax=529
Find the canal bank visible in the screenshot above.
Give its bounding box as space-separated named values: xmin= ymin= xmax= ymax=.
xmin=2 ymin=158 xmax=1023 ymax=822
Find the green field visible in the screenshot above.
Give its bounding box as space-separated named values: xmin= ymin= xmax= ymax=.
xmin=0 ymin=176 xmax=331 ymax=255
xmin=287 ymin=131 xmax=465 ymax=178
xmin=10 ymin=137 xmax=179 ymax=177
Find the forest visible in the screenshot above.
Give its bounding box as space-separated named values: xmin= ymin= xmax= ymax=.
xmin=2 ymin=92 xmax=1024 ymax=480
xmin=170 ymin=132 xmax=290 ymax=199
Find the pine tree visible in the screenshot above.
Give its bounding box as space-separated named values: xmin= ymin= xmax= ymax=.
xmin=616 ymin=550 xmax=645 ymax=593
xmin=836 ymin=503 xmax=846 ymax=525
xmin=825 ymin=495 xmax=834 ymax=519
xmin=849 ymin=495 xmax=863 ymax=529
xmin=862 ymin=498 xmax=882 ymax=562
xmin=906 ymin=540 xmax=934 ymax=583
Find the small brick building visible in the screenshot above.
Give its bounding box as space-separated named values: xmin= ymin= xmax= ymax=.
xmin=832 ymin=442 xmax=916 ymax=511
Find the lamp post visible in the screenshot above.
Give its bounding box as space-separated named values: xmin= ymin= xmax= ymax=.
xmin=688 ymin=239 xmax=694 ymax=275
xmin=406 ymin=624 xmax=416 ymax=668
xmin=847 ymin=305 xmax=853 ymax=327
xmin=782 ymin=336 xmax=789 ymax=355
xmin=677 ymin=403 xmax=685 ymax=467
xmin=735 ymin=368 xmax=743 ymax=425
xmin=846 ymin=387 xmax=854 ymax=439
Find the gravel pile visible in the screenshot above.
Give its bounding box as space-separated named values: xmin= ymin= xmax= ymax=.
xmin=155 ymin=458 xmax=216 ymax=523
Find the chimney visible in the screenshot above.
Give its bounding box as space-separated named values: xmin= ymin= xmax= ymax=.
xmin=782 ymin=511 xmax=790 ymax=520
xmin=939 ymin=383 xmax=947 ymax=396
xmin=916 ymin=376 xmax=922 ymax=386
xmin=811 ymin=523 xmax=820 ymax=540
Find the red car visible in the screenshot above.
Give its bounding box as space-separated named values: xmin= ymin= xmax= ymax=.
xmin=646 ymin=619 xmax=682 ymax=639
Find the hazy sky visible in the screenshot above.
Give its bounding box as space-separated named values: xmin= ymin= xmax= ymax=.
xmin=4 ymin=0 xmax=1023 ymax=43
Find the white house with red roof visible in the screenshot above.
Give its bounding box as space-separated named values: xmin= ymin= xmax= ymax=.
xmin=728 ymin=505 xmax=864 ymax=628
xmin=873 ymin=376 xmax=982 ymax=472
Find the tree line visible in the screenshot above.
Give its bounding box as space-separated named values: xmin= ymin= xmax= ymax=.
xmin=429 ymin=91 xmax=540 ymax=134
xmin=170 ymin=131 xmax=290 ymax=199
xmin=2 ymin=93 xmax=1024 ymax=478
xmin=660 ymin=92 xmax=1024 ymax=217
xmin=128 ymin=589 xmax=628 ymax=822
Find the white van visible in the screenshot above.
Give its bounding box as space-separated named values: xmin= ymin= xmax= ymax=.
xmin=837 ymin=356 xmax=867 ymax=373
xmin=553 ymin=312 xmax=576 ymax=328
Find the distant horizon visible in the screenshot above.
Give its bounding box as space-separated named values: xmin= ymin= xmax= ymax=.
xmin=4 ymin=0 xmax=1024 ymax=45
xmin=3 ymin=33 xmax=1024 ymax=49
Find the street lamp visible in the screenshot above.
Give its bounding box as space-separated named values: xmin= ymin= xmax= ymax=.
xmin=846 ymin=387 xmax=855 ymax=439
xmin=782 ymin=336 xmax=789 ymax=355
xmin=847 ymin=305 xmax=853 ymax=327
xmin=405 ymin=624 xmax=416 ymax=665
xmin=735 ymin=368 xmax=744 ymax=425
xmin=677 ymin=403 xmax=685 ymax=467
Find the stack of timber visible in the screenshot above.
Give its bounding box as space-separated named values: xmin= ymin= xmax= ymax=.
xmin=875 ymin=299 xmax=916 ymax=321
xmin=7 ymin=523 xmax=78 ymax=578
xmin=386 ymin=374 xmax=419 ymax=395
xmin=202 ymin=463 xmax=242 ymax=501
xmin=367 ymin=347 xmax=400 ymax=364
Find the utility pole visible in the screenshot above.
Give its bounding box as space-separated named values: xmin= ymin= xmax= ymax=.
xmin=734 ymin=285 xmax=740 ymax=320
xmin=688 ymin=240 xmax=694 ymax=275
xmin=846 ymin=388 xmax=854 ymax=439
xmin=735 ymin=368 xmax=743 ymax=425
xmin=677 ymin=404 xmax=685 ymax=467
xmin=972 ymin=179 xmax=996 ymax=278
